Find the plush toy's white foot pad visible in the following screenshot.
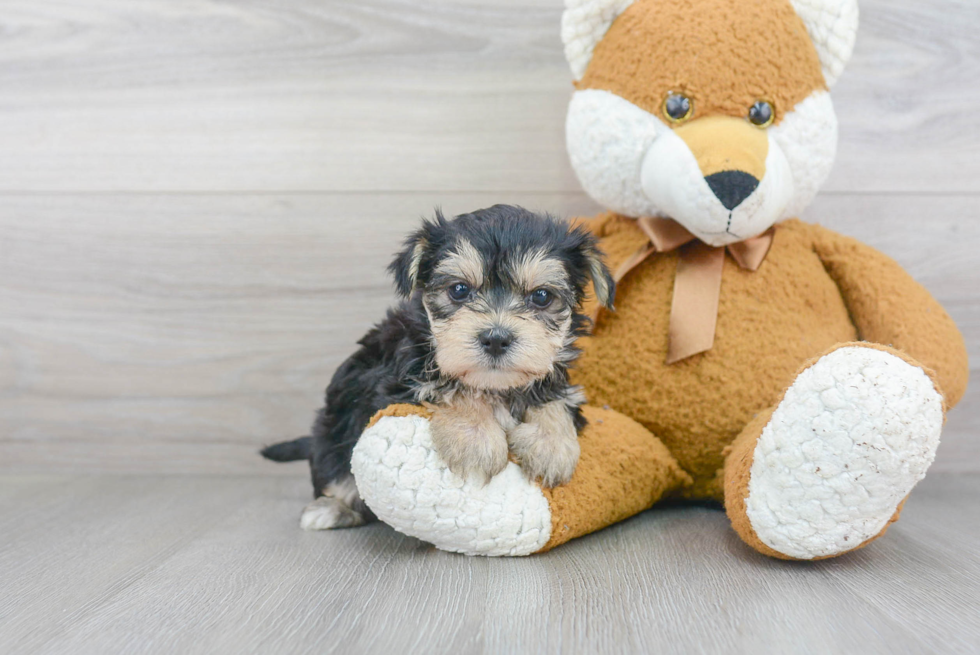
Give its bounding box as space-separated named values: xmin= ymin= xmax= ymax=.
xmin=351 ymin=415 xmax=552 ymax=556
xmin=746 ymin=347 xmax=943 ymax=560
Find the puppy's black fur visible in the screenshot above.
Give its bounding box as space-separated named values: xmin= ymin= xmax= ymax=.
xmin=262 ymin=205 xmax=614 ymax=526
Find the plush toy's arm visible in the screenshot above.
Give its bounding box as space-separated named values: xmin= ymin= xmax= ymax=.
xmin=810 ymin=224 xmax=969 ymax=408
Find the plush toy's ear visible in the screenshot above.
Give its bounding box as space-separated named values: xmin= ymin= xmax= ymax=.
xmin=388 ymin=212 xmax=446 ymax=297
xmin=562 ymin=0 xmax=858 ymax=87
xmin=789 ymin=0 xmax=859 ymax=87
xmin=561 ymin=0 xmax=637 ymax=81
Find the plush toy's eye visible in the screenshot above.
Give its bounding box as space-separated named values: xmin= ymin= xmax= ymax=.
xmin=748 ymin=100 xmax=775 ymax=128
xmin=528 ymin=288 xmax=553 ymax=309
xmin=663 ymin=93 xmax=693 ymax=123
xmin=447 ymin=282 xmax=470 ymax=302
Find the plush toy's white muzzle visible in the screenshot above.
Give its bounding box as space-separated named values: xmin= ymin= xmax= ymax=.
xmin=566 ymin=89 xmax=838 ymax=240
xmin=639 ymin=123 xmax=795 ymax=247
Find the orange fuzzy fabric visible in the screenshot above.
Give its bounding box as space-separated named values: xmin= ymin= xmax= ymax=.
xmin=570 ymin=214 xmax=969 ymax=501
xmin=539 ymin=405 xmax=691 ymax=552
xmin=366 ymin=403 xmax=432 ymax=429
xmin=579 ymin=0 xmax=826 ymax=126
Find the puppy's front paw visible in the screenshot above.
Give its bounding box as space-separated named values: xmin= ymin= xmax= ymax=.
xmin=430 ymin=406 xmax=509 ymax=484
xmin=509 ymin=423 xmax=580 ymax=487
xmin=508 ymin=401 xmax=581 ymax=488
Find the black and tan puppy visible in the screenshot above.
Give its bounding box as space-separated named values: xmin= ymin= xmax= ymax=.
xmin=262 ymin=205 xmax=614 ymax=530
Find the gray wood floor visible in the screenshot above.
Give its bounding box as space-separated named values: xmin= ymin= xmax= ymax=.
xmin=1 ymin=0 xmax=978 ymax=653
xmin=2 ymin=472 xmax=979 ymax=654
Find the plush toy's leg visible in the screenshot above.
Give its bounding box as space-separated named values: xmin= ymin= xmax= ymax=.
xmin=351 ymin=405 xmax=691 ymax=556
xmin=724 ymin=343 xmax=945 ymax=560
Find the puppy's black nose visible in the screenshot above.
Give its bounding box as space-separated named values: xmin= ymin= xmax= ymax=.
xmin=705 ymin=170 xmax=760 ymax=210
xmin=479 ymin=328 xmax=514 ymax=357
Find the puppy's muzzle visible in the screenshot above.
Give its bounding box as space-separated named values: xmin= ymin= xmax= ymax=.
xmin=478 ymin=327 xmax=515 ymax=358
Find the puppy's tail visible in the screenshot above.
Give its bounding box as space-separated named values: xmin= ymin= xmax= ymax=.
xmin=260 ymin=436 xmax=313 ymax=462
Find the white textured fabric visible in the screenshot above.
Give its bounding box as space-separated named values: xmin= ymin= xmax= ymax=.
xmin=790 ymin=0 xmax=860 ymax=87
xmin=351 ymin=415 xmax=552 ymax=557
xmin=769 ymin=91 xmax=838 ymax=218
xmin=567 ymin=88 xmax=837 ymax=245
xmin=746 ymin=347 xmax=943 ymax=560
xmin=566 ymin=89 xmax=664 ymax=219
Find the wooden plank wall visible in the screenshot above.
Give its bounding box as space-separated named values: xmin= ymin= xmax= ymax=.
xmin=0 ymin=0 xmax=977 ymax=474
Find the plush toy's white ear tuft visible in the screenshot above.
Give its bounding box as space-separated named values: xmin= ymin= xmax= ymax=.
xmin=789 ymin=0 xmax=859 ymax=87
xmin=561 ymin=0 xmax=637 ymax=81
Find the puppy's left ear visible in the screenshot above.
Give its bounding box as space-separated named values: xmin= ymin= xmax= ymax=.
xmin=584 ymin=244 xmax=616 ymax=309
xmin=388 ymin=211 xmax=447 ymax=297
xmin=389 ymin=231 xmax=431 ymax=297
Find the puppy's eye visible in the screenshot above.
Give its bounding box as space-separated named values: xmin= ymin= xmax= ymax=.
xmin=748 ymin=100 xmax=775 ymax=128
xmin=447 ymin=282 xmax=470 ymax=302
xmin=528 ymin=288 xmax=553 ymax=309
xmin=663 ymin=93 xmax=693 ymax=123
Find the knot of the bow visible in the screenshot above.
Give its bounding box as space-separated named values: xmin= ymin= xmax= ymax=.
xmin=611 ymin=217 xmax=774 ymax=364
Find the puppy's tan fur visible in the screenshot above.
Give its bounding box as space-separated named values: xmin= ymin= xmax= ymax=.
xmin=434 ymin=239 xmax=485 ymax=288
xmin=512 ymin=250 xmax=569 ymax=293
xmin=429 ymin=392 xmax=585 ymax=486
xmin=429 ymin=393 xmax=510 ymax=483
xmin=507 ymin=399 xmax=582 ymax=487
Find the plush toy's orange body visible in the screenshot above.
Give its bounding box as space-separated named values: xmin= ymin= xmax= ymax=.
xmin=351 ymin=0 xmax=970 ymax=560
xmin=574 ymin=216 xmax=968 ymax=503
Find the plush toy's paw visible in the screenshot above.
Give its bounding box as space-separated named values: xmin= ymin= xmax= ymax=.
xmin=351 ymin=414 xmax=552 ymax=556
xmin=429 ymin=404 xmax=509 ymax=485
xmin=745 ymin=346 xmax=943 ymax=560
xmin=507 ymin=401 xmax=581 ymax=488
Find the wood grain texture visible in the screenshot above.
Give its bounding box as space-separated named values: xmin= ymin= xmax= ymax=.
xmin=0 ymin=0 xmax=977 ymax=193
xmin=1 ymin=472 xmax=977 ymax=654
xmin=1 ymin=192 xmax=976 ymax=474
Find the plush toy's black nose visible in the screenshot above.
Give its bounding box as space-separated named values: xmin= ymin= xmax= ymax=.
xmin=705 ymin=170 xmax=760 ymax=210
xmin=479 ymin=328 xmax=514 ymax=357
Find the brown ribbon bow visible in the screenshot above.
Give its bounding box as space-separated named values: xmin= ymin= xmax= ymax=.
xmin=612 ymin=217 xmax=774 ymax=365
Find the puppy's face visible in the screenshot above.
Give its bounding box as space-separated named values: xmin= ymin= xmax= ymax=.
xmin=390 ymin=206 xmax=614 ymax=391
xmin=425 ymin=242 xmax=576 ymax=390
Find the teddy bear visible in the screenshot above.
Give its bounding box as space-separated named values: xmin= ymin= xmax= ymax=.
xmin=348 ymin=0 xmax=969 ymax=560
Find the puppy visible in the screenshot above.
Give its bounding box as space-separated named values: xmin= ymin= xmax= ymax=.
xmin=261 ymin=205 xmax=615 ymax=530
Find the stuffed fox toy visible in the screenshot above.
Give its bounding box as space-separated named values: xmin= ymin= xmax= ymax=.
xmin=350 ymin=0 xmax=969 ymax=560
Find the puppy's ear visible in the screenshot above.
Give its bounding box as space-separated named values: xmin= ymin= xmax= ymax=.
xmin=565 ymin=226 xmax=616 ymax=309
xmin=567 ymin=225 xmax=615 ymax=309
xmin=584 ymin=243 xmax=616 ymax=309
xmin=389 ymin=233 xmax=428 ymax=297
xmin=388 ymin=211 xmax=447 ymax=296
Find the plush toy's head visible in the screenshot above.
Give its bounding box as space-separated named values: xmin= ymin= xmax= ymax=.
xmin=563 ymin=0 xmax=858 ymax=246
